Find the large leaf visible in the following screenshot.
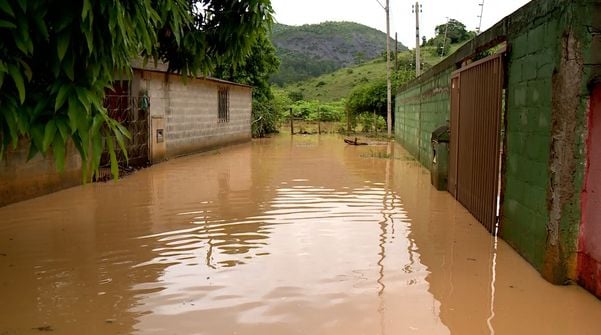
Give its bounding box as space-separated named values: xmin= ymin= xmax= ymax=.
xmin=67 ymin=97 xmax=89 ymax=134
xmin=0 ymin=1 xmax=14 ymax=17
xmin=53 ymin=136 xmax=66 ymax=171
xmin=106 ymin=136 xmax=119 ymax=180
xmin=56 ymin=118 xmax=70 ymax=141
xmin=7 ymin=64 xmax=25 ymax=103
xmin=43 ymin=119 xmax=57 ymax=151
xmin=30 ymin=124 xmax=45 ymax=155
xmin=82 ymin=0 xmax=91 ymax=19
xmin=0 ymin=19 xmax=16 ymax=29
xmin=57 ymin=32 xmax=70 ymax=61
xmin=33 ymin=13 xmax=49 ymax=39
xmin=55 ymin=85 xmax=70 ymax=111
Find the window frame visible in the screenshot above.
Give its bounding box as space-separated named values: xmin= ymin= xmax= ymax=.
xmin=218 ymin=86 xmax=230 ymax=123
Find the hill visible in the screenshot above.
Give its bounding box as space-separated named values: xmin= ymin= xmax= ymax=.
xmin=281 ymin=42 xmax=465 ymax=103
xmin=270 ymin=21 xmax=407 ymax=85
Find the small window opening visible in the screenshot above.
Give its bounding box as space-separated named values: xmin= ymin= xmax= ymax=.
xmin=218 ymin=87 xmax=230 ymax=122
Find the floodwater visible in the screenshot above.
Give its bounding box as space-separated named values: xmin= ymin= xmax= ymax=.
xmin=1 ymin=135 xmax=600 ymax=335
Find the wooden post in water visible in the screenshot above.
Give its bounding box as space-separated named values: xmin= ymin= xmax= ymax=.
xmin=347 ymin=108 xmax=351 ymax=134
xmin=318 ymin=106 xmax=321 ymax=134
xmin=373 ymin=109 xmax=377 ymax=135
xmin=290 ymin=108 xmax=294 ymax=135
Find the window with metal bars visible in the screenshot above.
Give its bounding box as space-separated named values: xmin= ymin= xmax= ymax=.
xmin=218 ymin=87 xmax=230 ymax=122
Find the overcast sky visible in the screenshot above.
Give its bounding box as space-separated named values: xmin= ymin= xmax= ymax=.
xmin=270 ymin=0 xmax=531 ymax=47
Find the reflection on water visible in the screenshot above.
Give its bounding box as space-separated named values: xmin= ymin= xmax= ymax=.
xmin=0 ymin=135 xmax=600 ymax=335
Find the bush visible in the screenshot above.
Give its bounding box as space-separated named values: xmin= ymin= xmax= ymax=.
xmin=252 ymin=98 xmax=279 ymax=137
xmin=290 ymin=100 xmax=345 ymax=122
xmin=356 ymin=113 xmax=386 ymax=132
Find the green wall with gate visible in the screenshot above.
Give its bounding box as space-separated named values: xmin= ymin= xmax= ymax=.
xmin=394 ymin=0 xmax=600 ymax=292
xmin=395 ymin=69 xmax=452 ymax=169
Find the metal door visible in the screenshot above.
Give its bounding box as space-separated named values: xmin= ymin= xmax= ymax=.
xmin=449 ymin=53 xmax=504 ymax=232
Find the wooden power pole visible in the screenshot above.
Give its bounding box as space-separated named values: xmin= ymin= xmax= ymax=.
xmin=413 ymin=2 xmax=422 ymax=77
xmin=376 ymin=0 xmax=392 ymax=138
xmin=477 ymin=0 xmax=485 ymax=34
xmin=385 ymin=0 xmax=391 ymax=137
xmin=395 ymin=32 xmax=398 ymax=73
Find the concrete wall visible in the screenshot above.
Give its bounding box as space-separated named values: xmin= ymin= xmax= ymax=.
xmin=394 ymin=0 xmax=601 ymax=295
xmin=501 ymin=12 xmax=560 ymax=274
xmin=0 ymin=140 xmax=82 ymax=207
xmin=503 ymin=0 xmax=597 ymax=284
xmin=395 ymin=69 xmax=452 ymax=168
xmin=139 ymin=70 xmax=252 ymax=159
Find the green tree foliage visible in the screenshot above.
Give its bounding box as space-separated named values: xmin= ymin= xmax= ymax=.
xmin=214 ymin=30 xmax=281 ymax=137
xmin=429 ymin=36 xmax=452 ymax=57
xmin=346 ymin=79 xmax=387 ymax=117
xmin=288 ymin=90 xmax=304 ymax=102
xmin=345 ymin=69 xmax=413 ymax=129
xmin=0 ymin=0 xmax=273 ymax=179
xmin=290 ymin=100 xmax=345 ymax=122
xmin=355 ymin=113 xmax=386 ymax=133
xmin=424 ymin=19 xmax=475 ymax=58
xmin=434 ymin=19 xmax=470 ymax=44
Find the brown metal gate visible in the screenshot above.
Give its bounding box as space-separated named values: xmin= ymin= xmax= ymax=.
xmin=448 ymin=53 xmax=504 ymax=232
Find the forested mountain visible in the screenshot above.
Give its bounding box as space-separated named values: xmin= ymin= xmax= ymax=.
xmin=270 ymin=22 xmax=407 ymax=85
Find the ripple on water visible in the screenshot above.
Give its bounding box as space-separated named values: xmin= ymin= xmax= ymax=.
xmin=127 ymin=180 xmax=421 ymax=332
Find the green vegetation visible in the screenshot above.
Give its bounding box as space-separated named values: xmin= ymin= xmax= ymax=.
xmin=278 ymin=49 xmax=425 ymax=104
xmin=290 ymin=100 xmax=346 ymax=121
xmin=270 ymin=18 xmax=475 ymax=136
xmin=270 ymin=22 xmax=406 ymax=85
xmin=0 ymin=0 xmax=273 ymax=179
xmin=421 ymin=42 xmax=465 ymax=68
xmin=423 ymin=18 xmax=475 ymax=57
xmin=215 ymin=32 xmax=280 ymax=138
xmin=281 ymin=58 xmax=387 ymax=103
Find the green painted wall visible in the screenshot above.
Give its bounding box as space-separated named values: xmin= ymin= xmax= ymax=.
xmin=395 ymin=69 xmax=452 ymax=168
xmin=502 ymin=0 xmax=596 ymax=281
xmin=501 ymin=19 xmax=557 ymax=270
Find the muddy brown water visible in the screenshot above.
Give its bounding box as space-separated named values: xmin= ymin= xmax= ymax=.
xmin=1 ymin=135 xmax=600 ymax=335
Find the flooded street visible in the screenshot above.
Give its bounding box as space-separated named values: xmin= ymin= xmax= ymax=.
xmin=1 ymin=134 xmax=600 ymax=335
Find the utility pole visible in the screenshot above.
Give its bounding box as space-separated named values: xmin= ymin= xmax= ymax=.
xmin=395 ymin=32 xmax=398 ymax=73
xmin=376 ymin=0 xmax=392 ymax=137
xmin=441 ymin=16 xmax=449 ymax=58
xmin=477 ymin=0 xmax=485 ymax=34
xmin=412 ymin=2 xmax=422 ymax=77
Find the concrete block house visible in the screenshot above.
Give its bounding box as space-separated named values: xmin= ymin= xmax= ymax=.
xmin=128 ymin=62 xmax=252 ymax=163
xmin=0 ymin=63 xmax=252 ymax=207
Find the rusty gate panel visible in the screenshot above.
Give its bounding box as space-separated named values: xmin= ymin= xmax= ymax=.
xmin=450 ymin=54 xmax=504 ymax=232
